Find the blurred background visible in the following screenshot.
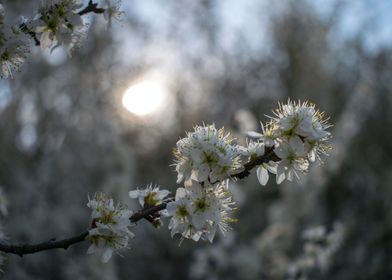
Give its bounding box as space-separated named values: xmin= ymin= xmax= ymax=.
xmin=0 ymin=0 xmax=391 ymax=279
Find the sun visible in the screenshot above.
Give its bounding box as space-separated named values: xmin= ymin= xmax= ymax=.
xmin=122 ymin=79 xmax=166 ymax=116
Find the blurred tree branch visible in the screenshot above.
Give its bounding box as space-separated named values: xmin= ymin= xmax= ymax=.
xmin=18 ymin=1 xmax=106 ymax=47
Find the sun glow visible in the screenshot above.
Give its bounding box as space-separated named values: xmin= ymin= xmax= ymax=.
xmin=122 ymin=79 xmax=167 ymax=116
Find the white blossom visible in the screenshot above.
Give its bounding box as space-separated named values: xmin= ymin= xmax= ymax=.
xmin=86 ymin=193 xmax=134 ymax=263
xmin=272 ymin=100 xmax=331 ymax=141
xmin=34 ymin=0 xmax=85 ymax=51
xmin=102 ymin=0 xmax=124 ymax=26
xmin=248 ymin=122 xmax=277 ymax=148
xmin=240 ymin=139 xmax=278 ymax=186
xmin=0 ymin=6 xmax=29 ymax=79
xmin=274 ymin=136 xmax=309 ymax=183
xmin=249 ymin=100 xmax=331 ymax=185
xmin=288 ymin=223 xmax=345 ymax=279
xmin=174 ymin=124 xmax=243 ymax=184
xmin=166 ymin=187 xmax=199 ymax=241
xmin=129 ymin=183 xmax=170 ymax=207
xmin=0 ymin=39 xmax=28 ymax=79
xmin=167 ymin=180 xmax=235 ymax=243
xmin=240 ymin=140 xmax=265 ymax=158
xmin=256 ymin=161 xmax=278 ymax=186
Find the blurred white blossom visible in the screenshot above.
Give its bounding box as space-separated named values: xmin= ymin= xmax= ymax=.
xmin=0 ymin=5 xmax=29 ymax=79
xmin=102 ymin=0 xmax=124 ymax=26
xmin=287 ymin=223 xmax=345 ymax=280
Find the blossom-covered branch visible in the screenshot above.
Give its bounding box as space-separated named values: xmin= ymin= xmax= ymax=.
xmin=0 ymin=0 xmax=123 ymax=78
xmin=0 ymin=199 xmax=169 ymax=257
xmin=0 ymin=100 xmax=332 ymax=264
xmin=0 ymin=150 xmax=279 ymax=257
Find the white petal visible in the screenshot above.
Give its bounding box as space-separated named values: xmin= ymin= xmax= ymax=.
xmin=265 ymin=161 xmax=278 ymax=174
xmin=157 ymin=189 xmax=170 ymax=199
xmin=256 ymin=166 xmax=269 ymax=186
xmin=195 ymin=164 xmax=210 ymax=182
xmin=289 ymin=136 xmax=305 ymax=156
xmin=276 ymin=165 xmax=286 ymax=184
xmin=287 ymin=169 xmax=294 ymax=181
xmin=191 ymin=230 xmax=202 ymax=242
xmin=176 ymin=173 xmax=184 ymax=184
xmin=166 ymin=202 xmax=177 ymax=216
xmin=101 ymin=248 xmax=113 ymax=263
xmin=247 ymin=131 xmax=263 ymax=138
xmin=308 ymin=150 xmax=316 ymax=162
xmin=274 ymin=145 xmax=288 ymax=159
xmin=190 ymin=149 xmax=203 ymax=164
xmin=86 ymin=244 xmax=96 ymax=255
xmin=35 ymin=26 xmax=47 ymax=33
xmin=128 ymin=190 xmax=140 ymax=198
xmin=138 ymin=197 xmax=144 ymax=207
xmin=192 ymin=213 xmax=206 ymax=230
xmin=175 ymin=188 xmax=187 ymax=200
xmin=207 ymin=225 xmax=217 ymax=243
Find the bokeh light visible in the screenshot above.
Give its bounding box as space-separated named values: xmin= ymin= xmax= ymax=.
xmin=122 ymin=79 xmax=167 ymax=116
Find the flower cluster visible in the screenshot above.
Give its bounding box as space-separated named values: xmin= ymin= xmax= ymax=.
xmin=167 ymin=180 xmax=235 ymax=243
xmin=129 ymin=184 xmax=170 ymax=227
xmin=0 ymin=4 xmax=29 ymax=79
xmin=82 ymin=101 xmax=331 ymax=260
xmin=0 ymin=0 xmax=124 ymax=79
xmin=102 ymin=0 xmax=124 ymax=26
xmin=86 ymin=193 xmax=134 ymax=263
xmin=287 ymin=223 xmax=345 ymax=279
xmin=33 ymin=0 xmax=85 ymax=51
xmin=174 ymin=124 xmax=243 ymax=184
xmin=248 ymin=100 xmax=331 ymax=185
xmin=129 ymin=184 xmax=170 ymax=208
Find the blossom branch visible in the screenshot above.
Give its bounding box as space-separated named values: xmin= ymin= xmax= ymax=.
xmin=0 ymin=203 xmax=167 ymax=257
xmin=0 ymin=151 xmax=277 ymax=257
xmin=0 ymin=101 xmax=332 ymax=262
xmin=17 ymin=1 xmax=105 ymax=47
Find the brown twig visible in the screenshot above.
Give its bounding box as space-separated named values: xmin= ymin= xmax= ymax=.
xmin=78 ymin=0 xmax=105 ymax=16
xmin=19 ymin=23 xmax=40 ymax=46
xmin=0 ymin=204 xmax=167 ymax=257
xmin=0 ymin=232 xmax=89 ymax=257
xmin=232 ymin=147 xmax=280 ymax=179
xmin=0 ymin=151 xmax=280 ymax=256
